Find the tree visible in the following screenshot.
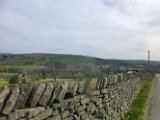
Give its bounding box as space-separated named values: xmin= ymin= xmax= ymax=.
xmin=21 ymin=78 xmax=27 ymax=84
xmin=9 ymin=75 xmax=19 ymax=84
xmin=40 ymin=67 xmax=48 ymax=79
xmin=47 ymin=59 xmax=64 ymax=81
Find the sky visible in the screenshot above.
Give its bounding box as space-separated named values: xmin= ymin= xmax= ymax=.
xmin=0 ymin=0 xmax=160 ymax=60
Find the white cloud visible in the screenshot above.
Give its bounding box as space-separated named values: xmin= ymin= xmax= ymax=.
xmin=0 ymin=0 xmax=160 ymax=60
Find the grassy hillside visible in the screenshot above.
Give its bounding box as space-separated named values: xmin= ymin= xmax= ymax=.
xmin=0 ymin=53 xmax=159 ymax=86
xmin=0 ymin=53 xmax=127 ymax=70
xmin=0 ymin=53 xmax=158 ymax=73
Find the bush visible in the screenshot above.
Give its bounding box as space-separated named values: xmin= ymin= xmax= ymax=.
xmin=21 ymin=78 xmax=27 ymax=84
xmin=9 ymin=75 xmax=19 ymax=84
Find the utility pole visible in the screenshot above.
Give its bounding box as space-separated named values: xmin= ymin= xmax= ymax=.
xmin=148 ymin=50 xmax=150 ymax=69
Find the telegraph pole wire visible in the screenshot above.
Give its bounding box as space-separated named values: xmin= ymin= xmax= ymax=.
xmin=130 ymin=0 xmax=151 ymax=67
xmin=130 ymin=0 xmax=146 ymax=36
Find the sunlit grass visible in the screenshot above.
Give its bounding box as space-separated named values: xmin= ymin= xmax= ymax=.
xmin=124 ymin=76 xmax=155 ymax=120
xmin=0 ymin=65 xmax=40 ymax=70
xmin=0 ymin=78 xmax=72 ymax=86
xmin=0 ymin=80 xmax=9 ymax=86
xmin=30 ymin=78 xmax=72 ymax=84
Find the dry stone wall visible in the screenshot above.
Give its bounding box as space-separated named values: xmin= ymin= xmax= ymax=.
xmin=0 ymin=73 xmax=150 ymax=120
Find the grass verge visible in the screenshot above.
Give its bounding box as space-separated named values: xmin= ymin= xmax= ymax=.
xmin=124 ymin=76 xmax=155 ymax=120
xmin=0 ymin=78 xmax=72 ymax=86
xmin=0 ymin=80 xmax=9 ymax=86
xmin=30 ymin=78 xmax=72 ymax=84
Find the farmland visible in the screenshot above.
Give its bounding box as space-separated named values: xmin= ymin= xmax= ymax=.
xmin=0 ymin=53 xmax=159 ymax=86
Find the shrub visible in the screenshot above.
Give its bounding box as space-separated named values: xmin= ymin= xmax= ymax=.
xmin=21 ymin=78 xmax=27 ymax=84
xmin=9 ymin=75 xmax=19 ymax=84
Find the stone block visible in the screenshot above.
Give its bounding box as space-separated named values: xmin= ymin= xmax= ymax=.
xmin=16 ymin=107 xmax=45 ymax=119
xmin=3 ymin=86 xmax=19 ymax=115
xmin=80 ymin=97 xmax=90 ymax=105
xmin=77 ymin=80 xmax=85 ymax=94
xmin=54 ymin=82 xmax=68 ymax=103
xmin=63 ymin=116 xmax=73 ymax=120
xmin=0 ymin=117 xmax=7 ymax=120
xmin=48 ymin=83 xmax=61 ymax=106
xmin=83 ymin=79 xmax=97 ymax=95
xmin=30 ymin=108 xmax=53 ymax=120
xmin=76 ymin=104 xmax=86 ymax=114
xmin=66 ymin=81 xmax=78 ymax=97
xmin=100 ymin=89 xmax=108 ymax=94
xmin=27 ymin=84 xmax=46 ymax=107
xmin=86 ymin=103 xmax=96 ymax=114
xmin=86 ymin=90 xmax=100 ymax=96
xmin=15 ymin=84 xmax=32 ymax=109
xmin=8 ymin=112 xmax=16 ymax=120
xmin=61 ymin=110 xmax=70 ymax=119
xmin=39 ymin=83 xmax=54 ymax=106
xmin=0 ymin=86 xmax=10 ymax=112
xmin=46 ymin=115 xmax=61 ymax=120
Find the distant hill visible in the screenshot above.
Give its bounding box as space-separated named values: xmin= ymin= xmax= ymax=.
xmin=0 ymin=53 xmax=159 ymax=72
xmin=0 ymin=53 xmax=125 ymax=66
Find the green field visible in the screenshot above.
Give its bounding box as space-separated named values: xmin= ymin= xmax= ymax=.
xmin=29 ymin=78 xmax=72 ymax=84
xmin=0 ymin=53 xmax=147 ymax=72
xmin=0 ymin=80 xmax=9 ymax=86
xmin=0 ymin=78 xmax=72 ymax=86
xmin=0 ymin=64 xmax=40 ymax=70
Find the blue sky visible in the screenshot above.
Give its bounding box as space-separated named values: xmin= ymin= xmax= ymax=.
xmin=0 ymin=0 xmax=160 ymax=60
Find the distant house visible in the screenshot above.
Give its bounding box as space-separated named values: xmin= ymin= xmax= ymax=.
xmin=127 ymin=71 xmax=133 ymax=74
xmin=120 ymin=65 xmax=145 ymax=74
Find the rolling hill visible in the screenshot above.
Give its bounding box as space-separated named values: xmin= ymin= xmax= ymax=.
xmin=0 ymin=53 xmax=158 ymax=72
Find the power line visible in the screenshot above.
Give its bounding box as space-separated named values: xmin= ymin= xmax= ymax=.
xmin=130 ymin=0 xmax=146 ymax=35
xmin=131 ymin=0 xmax=142 ymax=24
xmin=130 ymin=1 xmax=150 ymax=63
